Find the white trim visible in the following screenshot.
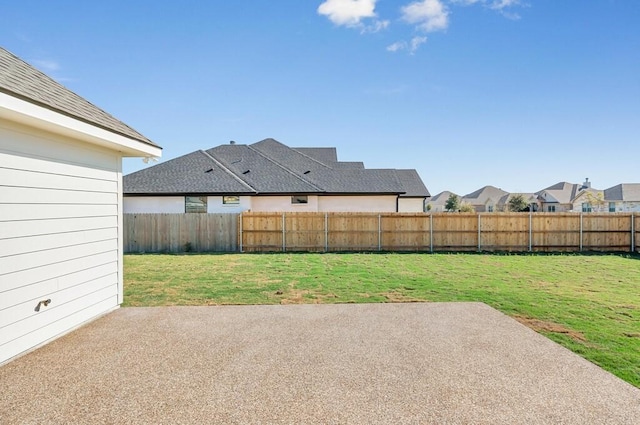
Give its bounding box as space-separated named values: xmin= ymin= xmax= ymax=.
xmin=0 ymin=92 xmax=161 ymax=158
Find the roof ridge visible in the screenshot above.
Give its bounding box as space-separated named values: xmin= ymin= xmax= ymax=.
xmin=290 ymin=148 xmax=334 ymax=169
xmin=246 ymin=144 xmax=325 ymax=192
xmin=199 ymin=150 xmax=257 ymax=193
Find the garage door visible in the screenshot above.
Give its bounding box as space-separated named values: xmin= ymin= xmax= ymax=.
xmin=0 ymin=124 xmax=121 ymax=364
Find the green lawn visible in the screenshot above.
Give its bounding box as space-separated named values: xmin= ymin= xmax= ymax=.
xmin=124 ymin=253 xmax=640 ymax=387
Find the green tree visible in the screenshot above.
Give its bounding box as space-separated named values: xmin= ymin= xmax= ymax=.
xmin=507 ymin=194 xmax=529 ymax=212
xmin=445 ymin=194 xmax=460 ymax=212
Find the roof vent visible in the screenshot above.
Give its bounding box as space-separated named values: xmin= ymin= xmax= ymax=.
xmin=242 ymin=170 xmax=250 ymax=175
xmin=230 ymin=140 xmax=236 ymax=145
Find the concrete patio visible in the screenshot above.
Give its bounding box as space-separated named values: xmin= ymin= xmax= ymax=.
xmin=1 ymin=302 xmax=638 ymax=424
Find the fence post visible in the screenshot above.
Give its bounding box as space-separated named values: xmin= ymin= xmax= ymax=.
xmin=239 ymin=213 xmax=243 ymax=253
xmin=282 ymin=213 xmax=286 ymax=252
xmin=632 ymin=213 xmax=635 ymax=253
xmin=430 ymin=214 xmax=433 ymax=253
xmin=529 ymin=211 xmax=533 ymax=252
xmin=478 ymin=213 xmax=482 ymax=252
xmin=378 ymin=214 xmax=382 ymax=252
xmin=325 ymin=213 xmax=329 ymax=252
xmin=579 ymin=213 xmax=583 ymax=252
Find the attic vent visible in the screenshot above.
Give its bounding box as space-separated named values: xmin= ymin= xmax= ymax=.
xmin=242 ymin=170 xmax=250 ymax=175
xmin=205 ymin=168 xmax=214 ymax=173
xmin=303 ymin=170 xmax=311 ymax=175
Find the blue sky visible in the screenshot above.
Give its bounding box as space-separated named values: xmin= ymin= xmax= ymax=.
xmin=2 ymin=0 xmax=639 ymax=196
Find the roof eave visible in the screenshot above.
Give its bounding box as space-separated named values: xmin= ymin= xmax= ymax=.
xmin=0 ymin=92 xmax=161 ymax=158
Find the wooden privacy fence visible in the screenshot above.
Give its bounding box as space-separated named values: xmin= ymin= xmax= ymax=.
xmin=240 ymin=212 xmax=640 ymax=253
xmin=124 ymin=213 xmax=238 ymax=253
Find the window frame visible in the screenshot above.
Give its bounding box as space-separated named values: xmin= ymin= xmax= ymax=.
xmin=222 ymin=195 xmax=240 ymax=205
xmin=291 ymin=195 xmax=308 ymax=204
xmin=185 ymin=196 xmax=207 ymax=213
xmin=608 ymin=202 xmax=616 ymax=213
xmin=581 ymin=202 xmax=592 ymax=213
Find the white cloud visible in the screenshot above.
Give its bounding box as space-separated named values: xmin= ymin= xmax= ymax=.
xmin=449 ymin=0 xmax=524 ymax=19
xmin=386 ymin=36 xmax=428 ymax=54
xmin=361 ymin=19 xmax=390 ymax=33
xmin=401 ymin=0 xmax=449 ymax=32
xmin=386 ymin=41 xmax=407 ymax=52
xmin=410 ymin=36 xmax=428 ymax=52
xmin=318 ymin=0 xmax=378 ymax=27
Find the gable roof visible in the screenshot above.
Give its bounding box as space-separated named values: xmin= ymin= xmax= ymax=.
xmin=396 ymin=169 xmax=431 ymax=198
xmin=462 ymin=186 xmax=509 ymax=204
xmin=124 ymin=138 xmax=429 ymax=197
xmin=537 ymin=182 xmax=597 ymax=204
xmin=604 ymin=184 xmax=640 ymax=202
xmin=0 ymin=47 xmax=157 ymax=148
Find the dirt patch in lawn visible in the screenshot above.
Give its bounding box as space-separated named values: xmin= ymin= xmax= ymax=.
xmin=382 ymin=291 xmax=423 ymax=303
xmin=514 ymin=316 xmax=586 ymax=342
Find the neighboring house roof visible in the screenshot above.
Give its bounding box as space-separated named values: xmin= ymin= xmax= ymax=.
xmin=429 ymin=191 xmax=458 ymax=203
xmin=426 ymin=191 xmax=458 ymax=210
xmin=604 ymin=184 xmax=640 ymax=202
xmin=124 ymin=138 xmax=429 ymax=197
xmin=396 ymin=169 xmax=431 ymax=198
xmin=462 ymin=186 xmax=509 ymax=205
xmin=293 ymin=147 xmax=337 ymax=163
xmin=537 ymin=182 xmax=582 ymax=204
xmin=0 ymin=47 xmax=158 ymax=148
xmin=537 ymin=181 xmax=599 ymax=204
xmin=497 ymin=193 xmax=538 ymax=210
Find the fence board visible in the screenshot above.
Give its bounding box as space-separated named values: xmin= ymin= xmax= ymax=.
xmin=124 ymin=214 xmax=238 ymax=253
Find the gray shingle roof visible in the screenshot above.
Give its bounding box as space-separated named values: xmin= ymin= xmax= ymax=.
xmin=124 ymin=138 xmax=429 ymax=197
xmin=0 ymin=47 xmax=157 ymax=147
xmin=462 ymin=186 xmax=509 ymax=204
xmin=293 ymin=147 xmax=337 ymax=163
xmin=396 ymin=169 xmax=431 ymax=197
xmin=537 ymin=182 xmax=598 ymax=204
xmin=124 ymin=151 xmax=255 ymax=194
xmin=604 ymin=184 xmax=640 ymax=202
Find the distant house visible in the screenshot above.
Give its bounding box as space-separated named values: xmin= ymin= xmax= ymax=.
xmin=536 ymin=179 xmax=594 ymax=212
xmin=0 ymin=47 xmax=161 ymax=364
xmin=603 ymin=184 xmax=640 ymax=212
xmin=426 ymin=191 xmax=458 ymax=212
xmin=461 ymin=186 xmax=509 ymax=212
xmin=497 ymin=193 xmax=539 ymax=212
xmin=124 ymin=138 xmax=430 ymax=213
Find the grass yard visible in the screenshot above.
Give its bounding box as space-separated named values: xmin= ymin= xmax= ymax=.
xmin=124 ymin=253 xmax=640 ymax=388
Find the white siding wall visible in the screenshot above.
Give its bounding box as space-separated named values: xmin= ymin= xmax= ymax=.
xmin=0 ymin=120 xmax=122 ymax=364
xmin=318 ymin=195 xmax=397 ymax=212
xmin=398 ymin=198 xmax=425 ymax=213
xmin=123 ymin=194 xmax=400 ymax=213
xmin=207 ymin=196 xmax=252 ymax=213
xmin=251 ymin=195 xmax=319 ymax=212
xmin=124 ymin=196 xmax=185 ymax=213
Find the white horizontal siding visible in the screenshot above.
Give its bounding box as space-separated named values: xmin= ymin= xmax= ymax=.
xmin=0 ymin=119 xmax=123 ymax=364
xmin=0 ymin=204 xmax=118 ymax=221
xmin=0 ymin=262 xmax=117 ymax=311
xmin=0 ymin=251 xmax=118 ymax=294
xmin=0 ymin=216 xmax=117 ymax=239
xmin=0 ymin=240 xmax=117 ymax=290
xmin=0 ymin=273 xmax=117 ymax=333
xmin=0 ymin=227 xmax=117 ymax=258
xmin=0 ymin=296 xmax=118 ymax=365
xmin=0 ymin=186 xmax=117 ymax=205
